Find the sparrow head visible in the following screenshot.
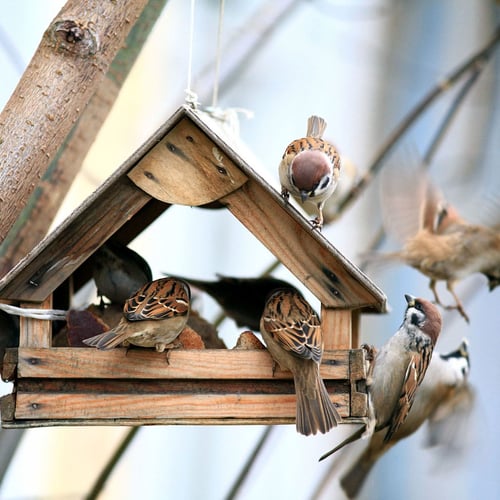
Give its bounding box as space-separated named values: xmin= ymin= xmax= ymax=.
xmin=439 ymin=338 xmax=470 ymax=378
xmin=404 ymin=294 xmax=442 ymax=345
xmin=291 ymin=150 xmax=333 ymax=200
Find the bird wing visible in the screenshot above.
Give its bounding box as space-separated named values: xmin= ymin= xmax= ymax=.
xmin=265 ymin=316 xmax=322 ymax=363
xmin=384 ymin=345 xmax=433 ymax=442
xmin=262 ymin=290 xmax=322 ymax=363
xmin=124 ymin=279 xmax=190 ymax=322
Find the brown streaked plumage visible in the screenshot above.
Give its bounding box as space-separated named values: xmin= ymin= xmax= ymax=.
xmin=260 ymin=288 xmax=341 ymax=436
xmin=279 ymin=115 xmax=341 ymax=230
xmin=378 ymin=163 xmax=500 ymax=322
xmin=83 ymin=277 xmax=190 ymax=352
xmin=320 ymin=294 xmax=442 ymax=461
xmin=340 ymin=339 xmax=472 ymax=499
xmin=163 ymin=273 xmax=297 ymax=332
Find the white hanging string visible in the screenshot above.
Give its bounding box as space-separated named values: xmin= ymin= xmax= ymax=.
xmin=184 ymin=0 xmax=199 ymax=108
xmin=0 ymin=302 xmax=67 ymax=321
xmin=202 ymin=0 xmax=254 ymax=137
xmin=211 ymin=0 xmax=225 ymax=109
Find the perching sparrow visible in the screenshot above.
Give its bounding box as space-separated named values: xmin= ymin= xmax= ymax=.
xmin=374 ymin=162 xmax=500 ymax=322
xmin=91 ymin=240 xmax=152 ymax=306
xmin=319 ymin=294 xmax=442 ymax=460
xmin=260 ymin=287 xmax=341 ymax=435
xmin=83 ymin=277 xmax=190 ymax=352
xmin=165 ymin=273 xmax=297 ymax=331
xmin=279 ymin=115 xmax=341 ymax=230
xmin=339 ymin=339 xmax=471 ymax=498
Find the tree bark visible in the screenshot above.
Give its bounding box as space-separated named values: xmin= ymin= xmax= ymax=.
xmin=0 ymin=0 xmax=168 ymax=276
xmin=0 ymin=0 xmax=150 ymax=251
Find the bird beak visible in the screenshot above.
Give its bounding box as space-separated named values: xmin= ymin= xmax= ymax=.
xmin=486 ymin=274 xmax=500 ymax=292
xmin=300 ymin=190 xmax=309 ymax=203
xmin=459 ymin=338 xmax=469 ymax=357
xmin=404 ymin=294 xmax=416 ymax=307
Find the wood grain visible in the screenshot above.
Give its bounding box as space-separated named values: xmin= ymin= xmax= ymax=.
xmin=16 ymin=348 xmax=352 ymax=380
xmin=321 ymin=307 xmax=352 ymax=349
xmin=14 ymin=392 xmax=350 ymax=420
xmin=128 ymin=118 xmax=248 ymax=205
xmin=221 ymin=181 xmax=383 ymax=310
xmin=19 ymin=298 xmax=52 ymax=348
xmin=0 ymin=176 xmax=151 ymax=301
xmin=0 ymin=0 xmax=149 ymax=243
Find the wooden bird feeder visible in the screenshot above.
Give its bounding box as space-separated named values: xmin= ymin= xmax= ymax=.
xmin=0 ymin=105 xmax=386 ymax=428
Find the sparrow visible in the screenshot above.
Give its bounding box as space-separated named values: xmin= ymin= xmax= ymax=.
xmin=319 ymin=294 xmax=442 ymax=460
xmin=91 ymin=240 xmax=152 ymax=306
xmin=279 ymin=115 xmax=341 ymax=230
xmin=83 ymin=277 xmax=190 ymax=352
xmin=163 ymin=273 xmax=297 ymax=331
xmin=374 ymin=162 xmax=500 ymax=322
xmin=260 ymin=287 xmax=341 ymax=435
xmin=339 ymin=339 xmax=472 ymax=498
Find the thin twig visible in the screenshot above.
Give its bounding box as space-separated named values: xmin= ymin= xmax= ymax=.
xmin=326 ymin=25 xmax=500 ymax=224
xmin=224 ymin=426 xmax=275 ymax=500
xmin=85 ymin=427 xmax=140 ymax=500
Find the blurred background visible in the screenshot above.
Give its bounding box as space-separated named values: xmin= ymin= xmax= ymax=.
xmin=0 ymin=0 xmax=499 ymax=498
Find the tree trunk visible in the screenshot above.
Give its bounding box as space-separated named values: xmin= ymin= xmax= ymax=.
xmin=0 ymin=0 xmax=150 ymax=251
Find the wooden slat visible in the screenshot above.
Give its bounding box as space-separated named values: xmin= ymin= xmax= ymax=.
xmin=322 ymin=307 xmax=352 ymax=350
xmin=127 ymin=118 xmax=248 ymax=205
xmin=349 ymin=349 xmax=369 ymax=418
xmin=0 ymin=176 xmax=152 ymax=302
xmin=0 ymin=108 xmax=188 ymax=302
xmin=220 ymin=181 xmax=382 ymax=309
xmin=14 ymin=392 xmax=350 ymax=420
xmin=16 ymin=348 xmax=352 ymax=380
xmin=2 ymin=348 xmax=17 ymax=382
xmin=19 ymin=297 xmax=52 ymax=348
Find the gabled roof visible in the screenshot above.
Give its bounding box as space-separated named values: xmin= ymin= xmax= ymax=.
xmin=0 ymin=106 xmax=386 ymax=312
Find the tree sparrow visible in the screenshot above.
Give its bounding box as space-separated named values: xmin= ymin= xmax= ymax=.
xmin=376 ymin=163 xmax=500 ymax=322
xmin=339 ymin=339 xmax=471 ymax=498
xmin=83 ymin=277 xmax=190 ymax=352
xmin=279 ymin=115 xmax=341 ymax=230
xmin=260 ymin=287 xmax=341 ymax=435
xmin=320 ymin=294 xmax=442 ymax=460
xmin=164 ymin=274 xmax=297 ymax=331
xmin=91 ymin=240 xmax=152 ymax=306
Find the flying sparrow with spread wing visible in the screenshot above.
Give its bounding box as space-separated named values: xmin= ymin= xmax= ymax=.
xmin=83 ymin=277 xmax=190 ymax=352
xmin=260 ymin=287 xmax=341 ymax=435
xmin=339 ymin=339 xmax=471 ymax=498
xmin=320 ymin=294 xmax=442 ymax=460
xmin=279 ymin=115 xmax=341 ymax=230
xmin=91 ymin=240 xmax=152 ymax=306
xmin=164 ymin=273 xmax=297 ymax=331
xmin=375 ymin=162 xmax=500 ymax=322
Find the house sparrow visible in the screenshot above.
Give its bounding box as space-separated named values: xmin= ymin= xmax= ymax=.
xmin=91 ymin=240 xmax=152 ymax=306
xmin=279 ymin=115 xmax=341 ymax=230
xmin=83 ymin=277 xmax=190 ymax=352
xmin=319 ymin=294 xmax=442 ymax=460
xmin=163 ymin=273 xmax=297 ymax=331
xmin=375 ymin=163 xmax=500 ymax=322
xmin=339 ymin=339 xmax=471 ymax=498
xmin=260 ymin=287 xmax=341 ymax=435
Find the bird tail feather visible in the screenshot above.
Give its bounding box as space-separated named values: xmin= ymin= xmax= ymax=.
xmin=295 ymin=372 xmax=341 ymax=436
xmin=82 ymin=330 xmax=123 ymax=350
